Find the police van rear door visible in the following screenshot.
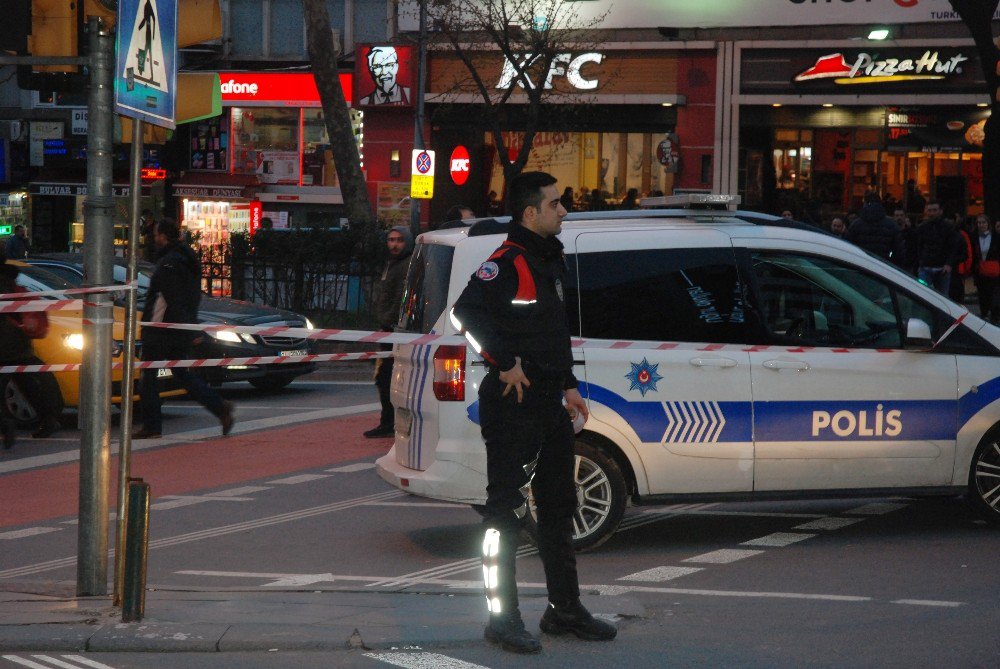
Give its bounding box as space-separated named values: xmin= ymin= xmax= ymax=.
xmin=737 ymin=239 xmax=958 ymax=490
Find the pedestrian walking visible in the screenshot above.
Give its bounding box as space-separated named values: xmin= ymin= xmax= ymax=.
xmin=4 ymin=225 xmax=31 ymax=259
xmin=133 ymin=219 xmax=233 ymax=439
xmin=0 ymin=254 xmax=61 ymax=450
xmin=973 ymin=214 xmax=1000 ymax=321
xmin=451 ymin=171 xmax=617 ymax=654
xmin=915 ymin=200 xmax=965 ymax=297
xmin=844 ymin=201 xmax=904 ymax=264
xmin=363 ymin=226 xmax=413 ymax=438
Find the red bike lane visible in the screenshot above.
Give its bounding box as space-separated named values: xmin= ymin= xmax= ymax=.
xmin=0 ymin=412 xmax=395 ymax=529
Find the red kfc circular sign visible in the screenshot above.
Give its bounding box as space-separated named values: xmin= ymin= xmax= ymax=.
xmin=450 ymin=145 xmax=471 ymax=186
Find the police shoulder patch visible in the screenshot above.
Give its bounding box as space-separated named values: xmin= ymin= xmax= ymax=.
xmin=476 ymin=261 xmax=500 ymax=281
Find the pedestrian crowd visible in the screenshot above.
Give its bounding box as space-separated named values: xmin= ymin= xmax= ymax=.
xmin=796 ymin=193 xmax=1000 ymax=320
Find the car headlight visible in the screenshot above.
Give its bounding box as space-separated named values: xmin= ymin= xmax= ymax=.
xmin=305 ymin=318 xmax=316 ymax=330
xmin=210 ymin=329 xmax=242 ymax=343
xmin=63 ymin=333 xmax=85 ymax=350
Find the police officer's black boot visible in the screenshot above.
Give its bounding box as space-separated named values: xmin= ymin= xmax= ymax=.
xmin=540 ymin=598 xmax=617 ymax=641
xmin=481 ymin=527 xmax=541 ymax=654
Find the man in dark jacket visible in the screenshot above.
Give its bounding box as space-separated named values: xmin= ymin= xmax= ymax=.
xmin=363 ymin=225 xmax=413 ymax=438
xmin=451 ymin=172 xmax=616 ymax=654
xmin=134 ymin=219 xmax=233 ymax=438
xmin=0 ymin=254 xmax=61 ymax=448
xmin=845 ymin=201 xmax=904 ymax=264
xmin=915 ymin=200 xmax=965 ymax=296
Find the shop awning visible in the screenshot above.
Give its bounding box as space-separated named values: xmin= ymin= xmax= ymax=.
xmin=172 ymin=172 xmax=259 ymax=199
xmin=258 ymin=185 xmax=343 ymax=205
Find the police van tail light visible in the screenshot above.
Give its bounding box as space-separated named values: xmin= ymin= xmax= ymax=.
xmin=433 ymin=345 xmax=466 ymax=401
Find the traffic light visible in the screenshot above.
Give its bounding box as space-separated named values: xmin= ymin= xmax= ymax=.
xmin=28 ymin=0 xmax=77 ymax=73
xmin=0 ymin=1 xmax=31 ymax=55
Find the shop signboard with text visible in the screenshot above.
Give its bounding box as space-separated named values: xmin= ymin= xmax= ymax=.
xmin=743 ymin=47 xmax=984 ymax=96
xmin=218 ymin=72 xmax=353 ymax=107
xmin=401 ymin=0 xmax=999 ymax=30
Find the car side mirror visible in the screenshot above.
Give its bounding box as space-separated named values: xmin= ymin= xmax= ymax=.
xmin=905 ymin=318 xmax=933 ymax=347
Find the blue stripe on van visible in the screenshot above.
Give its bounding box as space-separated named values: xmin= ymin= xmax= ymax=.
xmin=406 ymin=345 xmax=420 ymax=468
xmin=414 ymin=345 xmax=432 ymax=469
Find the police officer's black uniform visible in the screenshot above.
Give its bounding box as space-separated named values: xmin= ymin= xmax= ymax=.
xmin=452 ymin=222 xmax=615 ymax=652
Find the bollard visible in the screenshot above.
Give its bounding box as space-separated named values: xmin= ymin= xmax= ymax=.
xmin=122 ymin=478 xmax=151 ymax=623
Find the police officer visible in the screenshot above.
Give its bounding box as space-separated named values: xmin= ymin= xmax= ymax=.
xmin=451 ymin=172 xmax=616 ymax=654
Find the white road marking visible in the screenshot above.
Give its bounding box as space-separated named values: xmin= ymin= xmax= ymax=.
xmin=618 ymin=566 xmax=703 ymax=582
xmin=267 ymin=474 xmax=331 ymax=485
xmin=794 ymin=517 xmax=863 ymax=531
xmin=57 ymin=657 xmax=120 ymax=669
xmin=0 ymin=490 xmax=403 ymax=579
xmin=364 ymin=502 xmax=466 ymax=508
xmin=0 ymin=402 xmax=380 ymax=475
xmin=326 ymin=463 xmax=377 ymax=473
xmin=0 ymin=527 xmax=62 ymax=540
xmin=170 ymin=570 xmax=967 ymax=608
xmin=290 ymin=380 xmax=370 ymax=386
xmin=210 ymin=486 xmax=272 ymax=497
xmin=60 ymin=512 xmax=115 ymax=525
xmin=683 ymin=549 xmax=764 ymax=564
xmin=151 ymin=495 xmax=256 ymax=510
xmin=667 ymin=509 xmax=826 ymax=519
xmin=364 ymin=652 xmax=491 ymax=669
xmin=592 ymin=584 xmax=874 ymax=602
xmin=2 ymin=656 xmax=51 ymax=669
xmin=844 ymin=502 xmax=909 ymax=515
xmin=742 ymin=532 xmax=816 ymax=547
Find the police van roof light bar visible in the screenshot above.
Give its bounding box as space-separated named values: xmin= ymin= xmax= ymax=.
xmin=640 ymin=194 xmax=741 ymax=210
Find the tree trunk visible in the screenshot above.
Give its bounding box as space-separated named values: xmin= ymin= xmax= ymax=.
xmin=302 ymin=0 xmax=375 ymax=234
xmin=949 ymin=0 xmax=1000 ymax=222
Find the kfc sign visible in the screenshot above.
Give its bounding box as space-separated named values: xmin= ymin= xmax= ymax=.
xmin=450 ymin=145 xmax=470 ymax=186
xmin=497 ymin=52 xmax=604 ymax=91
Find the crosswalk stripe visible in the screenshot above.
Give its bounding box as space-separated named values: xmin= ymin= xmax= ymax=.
xmin=363 ymin=652 xmax=491 ymax=669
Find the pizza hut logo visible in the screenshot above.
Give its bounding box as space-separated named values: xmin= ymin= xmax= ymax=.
xmin=220 ymin=79 xmax=259 ymax=96
xmin=795 ymin=50 xmax=967 ymax=84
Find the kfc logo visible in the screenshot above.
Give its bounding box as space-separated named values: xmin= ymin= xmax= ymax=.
xmin=497 ymin=52 xmax=604 ymax=91
xmin=450 ymin=145 xmax=470 ymax=186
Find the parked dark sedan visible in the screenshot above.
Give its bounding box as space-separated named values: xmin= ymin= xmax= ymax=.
xmin=26 ymin=254 xmax=317 ymax=391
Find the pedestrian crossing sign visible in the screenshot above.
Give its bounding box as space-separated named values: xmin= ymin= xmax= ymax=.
xmin=114 ymin=0 xmax=178 ymax=129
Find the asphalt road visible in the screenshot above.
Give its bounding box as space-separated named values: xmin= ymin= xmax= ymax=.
xmin=1 ymin=376 xmax=998 ymax=668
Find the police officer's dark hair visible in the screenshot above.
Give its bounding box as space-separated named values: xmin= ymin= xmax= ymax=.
xmin=508 ymin=171 xmax=557 ymax=224
xmin=156 ymin=218 xmax=182 ymax=241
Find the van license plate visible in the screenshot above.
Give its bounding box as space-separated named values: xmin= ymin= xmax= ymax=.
xmin=280 ymin=349 xmax=308 ymax=357
xmin=157 ymin=368 xmax=172 ymax=378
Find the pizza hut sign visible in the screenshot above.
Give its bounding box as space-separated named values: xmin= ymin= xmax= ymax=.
xmin=795 ymin=49 xmax=969 ymax=85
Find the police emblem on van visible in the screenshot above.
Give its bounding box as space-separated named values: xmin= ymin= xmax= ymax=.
xmin=625 ymin=358 xmax=663 ymax=397
xmin=476 ymin=261 xmax=499 ymax=281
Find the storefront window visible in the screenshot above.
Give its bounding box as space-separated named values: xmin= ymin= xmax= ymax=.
xmin=487 ymin=130 xmax=674 ymax=210
xmin=231 ymin=107 xmax=301 ymax=184
xmin=302 ymin=109 xmax=338 ymax=187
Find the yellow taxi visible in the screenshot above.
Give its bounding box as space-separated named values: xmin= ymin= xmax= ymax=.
xmin=2 ymin=261 xmax=183 ymax=425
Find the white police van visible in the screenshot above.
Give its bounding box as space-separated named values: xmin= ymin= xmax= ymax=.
xmin=376 ymin=195 xmax=1000 ymax=549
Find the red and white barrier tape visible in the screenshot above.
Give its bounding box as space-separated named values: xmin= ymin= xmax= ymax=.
xmin=139 ymin=322 xmax=908 ymax=355
xmin=0 ymin=282 xmax=135 ymax=301
xmin=0 ymin=350 xmax=388 ymax=375
xmin=0 ymin=299 xmax=88 ymax=313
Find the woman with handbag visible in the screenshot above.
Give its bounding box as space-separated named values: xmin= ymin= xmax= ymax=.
xmin=974 ymin=215 xmax=1000 ymax=322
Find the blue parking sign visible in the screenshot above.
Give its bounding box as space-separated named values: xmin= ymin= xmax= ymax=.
xmin=114 ymin=0 xmax=177 ymax=129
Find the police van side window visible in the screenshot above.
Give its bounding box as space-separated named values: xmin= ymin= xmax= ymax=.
xmin=397 ymin=244 xmax=455 ymax=333
xmin=749 ymin=252 xmax=902 ymax=349
xmin=575 ymin=248 xmax=754 ymax=344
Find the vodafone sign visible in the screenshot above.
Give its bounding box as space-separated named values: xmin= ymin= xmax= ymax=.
xmin=450 ymin=145 xmax=471 ymax=186
xmin=218 ymin=72 xmax=354 ymax=107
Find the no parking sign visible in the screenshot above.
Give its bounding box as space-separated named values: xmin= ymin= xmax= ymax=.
xmin=411 ymin=149 xmax=435 ymax=199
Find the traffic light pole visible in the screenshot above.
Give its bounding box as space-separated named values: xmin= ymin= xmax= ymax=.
xmin=77 ymin=16 xmax=116 ymax=597
xmin=114 ymin=118 xmax=144 ymax=605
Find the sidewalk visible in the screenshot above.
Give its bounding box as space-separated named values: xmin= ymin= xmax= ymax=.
xmin=0 ymin=585 xmax=633 ymax=652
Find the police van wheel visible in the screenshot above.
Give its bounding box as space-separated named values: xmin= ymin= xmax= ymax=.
xmin=524 ymin=440 xmax=628 ymax=552
xmin=968 ymin=432 xmax=1000 ymax=524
